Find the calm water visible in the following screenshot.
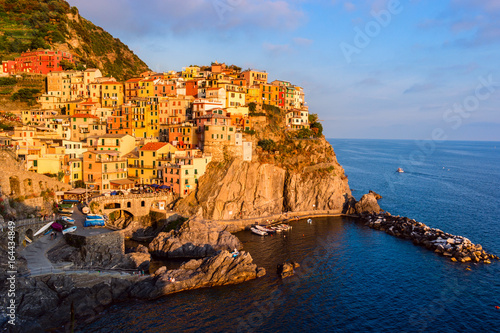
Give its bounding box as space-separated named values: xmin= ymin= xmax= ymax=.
xmin=82 ymin=139 xmax=500 ymax=333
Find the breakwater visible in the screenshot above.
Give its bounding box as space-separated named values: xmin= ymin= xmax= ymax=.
xmin=362 ymin=213 xmax=499 ymax=264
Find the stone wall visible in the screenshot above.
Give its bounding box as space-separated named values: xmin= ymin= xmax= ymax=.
xmin=64 ymin=231 xmax=125 ymax=268
xmin=203 ymin=143 xmax=243 ymax=162
xmin=0 ymin=150 xmax=71 ymax=198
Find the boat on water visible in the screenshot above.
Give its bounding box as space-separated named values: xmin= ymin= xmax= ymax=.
xmin=307 ymin=219 xmax=312 ymax=224
xmin=397 ymin=168 xmax=404 ymax=173
xmin=34 ymin=221 xmax=55 ymax=237
xmin=62 ymin=226 xmax=77 ymax=235
xmin=255 ymin=225 xmax=275 ymax=233
xmin=61 ymin=216 xmax=75 ymax=224
xmin=251 ymin=227 xmax=268 ymax=236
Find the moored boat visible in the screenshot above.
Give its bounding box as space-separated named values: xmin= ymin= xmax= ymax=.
xmin=255 ymin=225 xmax=275 ymax=233
xmin=397 ymin=168 xmax=404 ymax=173
xmin=251 ymin=227 xmax=268 ymax=236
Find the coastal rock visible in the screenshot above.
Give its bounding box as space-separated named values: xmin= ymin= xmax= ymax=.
xmin=132 ymin=251 xmax=264 ymax=299
xmin=148 ymin=216 xmax=243 ymax=258
xmin=175 ymin=155 xmax=353 ymax=220
xmin=354 ymin=193 xmax=381 ymax=215
xmin=120 ymin=252 xmax=151 ymax=271
xmin=277 ymin=262 xmax=298 ymax=278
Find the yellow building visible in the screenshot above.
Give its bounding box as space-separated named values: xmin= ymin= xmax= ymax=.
xmin=101 ymin=81 xmax=124 ymax=108
xmin=88 ymin=134 xmax=136 ymax=157
xmin=245 ymin=86 xmax=261 ymax=105
xmin=128 ymin=142 xmax=177 ymax=185
xmin=182 ymin=66 xmax=201 ymax=80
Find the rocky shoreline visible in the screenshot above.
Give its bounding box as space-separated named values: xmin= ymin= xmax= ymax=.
xmin=361 ymin=213 xmax=499 ymax=264
xmin=1 ymin=250 xmax=264 ymax=332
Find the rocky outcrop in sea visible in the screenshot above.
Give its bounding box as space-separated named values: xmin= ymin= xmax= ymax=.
xmin=148 ymin=216 xmax=243 ymax=258
xmin=362 ymin=213 xmax=499 ymax=264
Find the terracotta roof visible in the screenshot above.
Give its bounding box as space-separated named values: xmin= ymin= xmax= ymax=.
xmin=72 ymin=113 xmax=98 ymax=118
xmin=140 ymin=142 xmax=168 ymax=151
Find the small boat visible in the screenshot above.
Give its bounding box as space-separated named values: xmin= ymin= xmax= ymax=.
xmin=34 ymin=221 xmax=55 ymax=237
xmin=255 ymin=225 xmax=275 ymax=233
xmin=24 ymin=235 xmax=32 ymax=243
xmin=251 ymin=227 xmax=268 ymax=236
xmin=84 ymin=214 xmax=105 ymax=227
xmin=61 ymin=216 xmax=75 ymax=224
xmin=82 ymin=206 xmax=90 ymax=214
xmin=397 ymin=168 xmax=404 ymax=173
xmin=307 ymin=219 xmax=312 ymax=224
xmin=62 ymin=226 xmax=77 ymax=235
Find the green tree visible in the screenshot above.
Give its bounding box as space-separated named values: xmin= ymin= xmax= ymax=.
xmin=248 ymin=102 xmax=256 ymax=112
xmin=258 ymin=139 xmax=276 ymax=152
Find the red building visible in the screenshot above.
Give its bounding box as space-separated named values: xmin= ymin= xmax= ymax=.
xmin=2 ymin=49 xmax=74 ymax=75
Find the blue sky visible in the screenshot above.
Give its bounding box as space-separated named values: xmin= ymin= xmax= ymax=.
xmin=67 ymin=0 xmax=500 ymax=141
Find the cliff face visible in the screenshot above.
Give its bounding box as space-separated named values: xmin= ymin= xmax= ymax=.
xmin=175 ymin=137 xmax=353 ymax=220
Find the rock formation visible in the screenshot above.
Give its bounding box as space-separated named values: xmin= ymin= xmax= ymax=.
xmin=149 ymin=216 xmax=242 ymax=258
xmin=277 ymin=261 xmax=300 ymax=278
xmin=354 ymin=192 xmax=382 ymax=215
xmin=1 ymin=251 xmax=264 ymax=332
xmin=175 ymin=157 xmax=353 ymax=220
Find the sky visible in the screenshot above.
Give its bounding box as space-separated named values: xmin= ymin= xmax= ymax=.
xmin=66 ymin=0 xmax=500 ymax=141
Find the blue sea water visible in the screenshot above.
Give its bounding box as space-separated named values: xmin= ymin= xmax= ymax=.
xmin=81 ymin=139 xmax=500 ymax=333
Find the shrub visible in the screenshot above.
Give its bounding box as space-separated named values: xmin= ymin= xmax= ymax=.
xmin=258 ymin=139 xmax=276 ymax=152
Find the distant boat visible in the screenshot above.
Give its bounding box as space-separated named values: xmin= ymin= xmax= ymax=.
xmin=397 ymin=168 xmax=404 ymax=173
xmin=307 ymin=219 xmax=312 ymax=224
xmin=62 ymin=226 xmax=77 ymax=235
xmin=251 ymin=227 xmax=268 ymax=236
xmin=82 ymin=206 xmax=90 ymax=214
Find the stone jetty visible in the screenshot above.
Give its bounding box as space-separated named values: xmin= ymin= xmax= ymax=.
xmin=362 ymin=213 xmax=499 ymax=264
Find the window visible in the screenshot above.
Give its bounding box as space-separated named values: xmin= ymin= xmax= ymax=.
xmin=195 ymin=169 xmax=198 ymax=175
xmin=185 ymin=179 xmax=188 ymax=184
xmin=88 ymin=163 xmax=92 ymax=169
xmin=141 ymin=201 xmax=145 ymax=207
xmin=185 ymin=170 xmax=188 ymax=175
xmin=33 ymin=160 xmax=38 ymax=167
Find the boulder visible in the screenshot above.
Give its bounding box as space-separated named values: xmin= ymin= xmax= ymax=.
xmin=148 ymin=216 xmax=242 ymax=258
xmin=354 ymin=193 xmax=381 ymax=215
xmin=277 ymin=262 xmax=295 ymax=278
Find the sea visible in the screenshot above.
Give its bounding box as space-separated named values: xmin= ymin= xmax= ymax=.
xmin=81 ymin=139 xmax=500 ymax=333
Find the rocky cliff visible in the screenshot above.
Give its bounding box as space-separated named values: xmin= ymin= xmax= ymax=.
xmin=175 ymin=137 xmax=353 ymax=220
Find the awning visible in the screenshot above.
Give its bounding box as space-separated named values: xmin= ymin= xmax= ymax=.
xmin=109 ymin=179 xmax=135 ymax=186
xmin=64 ymin=188 xmax=88 ymax=195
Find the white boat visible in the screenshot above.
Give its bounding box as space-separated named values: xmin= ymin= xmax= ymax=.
xmin=82 ymin=207 xmax=90 ymax=214
xmin=397 ymin=168 xmax=404 ymax=173
xmin=307 ymin=219 xmax=312 ymax=224
xmin=34 ymin=221 xmax=54 ymax=237
xmin=251 ymin=227 xmax=268 ymax=236
xmin=62 ymin=226 xmax=77 ymax=235
xmin=255 ymin=225 xmax=275 ymax=233
xmin=61 ymin=216 xmax=75 ymax=224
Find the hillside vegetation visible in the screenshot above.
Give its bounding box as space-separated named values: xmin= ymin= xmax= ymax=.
xmin=0 ymin=0 xmax=150 ymax=80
